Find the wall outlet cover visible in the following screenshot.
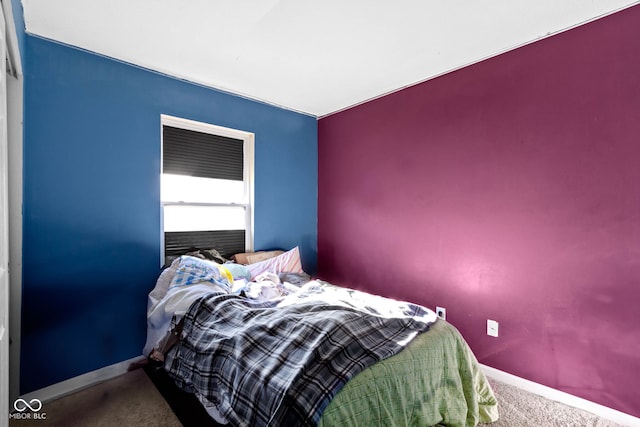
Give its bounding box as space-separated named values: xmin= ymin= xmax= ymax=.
xmin=487 ymin=319 xmax=499 ymax=337
xmin=436 ymin=306 xmax=446 ymax=320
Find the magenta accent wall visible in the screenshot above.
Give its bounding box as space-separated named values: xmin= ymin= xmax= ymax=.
xmin=318 ymin=5 xmax=640 ymax=417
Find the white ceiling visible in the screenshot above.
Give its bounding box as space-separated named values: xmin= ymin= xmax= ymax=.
xmin=21 ymin=0 xmax=639 ymax=117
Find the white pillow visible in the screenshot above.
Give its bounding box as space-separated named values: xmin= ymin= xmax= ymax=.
xmin=246 ymin=246 xmax=304 ymax=280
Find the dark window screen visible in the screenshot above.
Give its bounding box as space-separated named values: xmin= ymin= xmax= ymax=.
xmin=163 ymin=125 xmax=243 ymax=181
xmin=165 ymin=230 xmax=246 ymax=259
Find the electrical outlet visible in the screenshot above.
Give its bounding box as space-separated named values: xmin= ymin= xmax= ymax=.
xmin=487 ymin=319 xmax=499 ymax=337
xmin=436 ymin=306 xmax=446 ymax=320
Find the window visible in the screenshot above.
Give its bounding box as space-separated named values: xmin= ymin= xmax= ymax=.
xmin=161 ymin=115 xmax=254 ymax=261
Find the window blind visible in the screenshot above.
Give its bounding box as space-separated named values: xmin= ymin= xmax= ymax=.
xmin=163 ymin=125 xmax=244 ymax=181
xmin=165 ymin=230 xmax=246 ymax=259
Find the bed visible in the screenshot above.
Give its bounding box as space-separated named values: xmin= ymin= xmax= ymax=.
xmin=143 ymin=247 xmax=499 ymax=426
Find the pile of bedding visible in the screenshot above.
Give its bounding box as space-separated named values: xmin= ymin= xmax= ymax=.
xmin=143 ymin=246 xmax=499 ymax=426
xmin=143 ymin=247 xmax=307 ymax=359
xmin=164 ymin=280 xmax=436 ymax=426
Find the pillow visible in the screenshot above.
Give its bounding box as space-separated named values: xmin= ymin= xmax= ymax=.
xmin=233 ymin=250 xmax=284 ymax=265
xmin=246 ymin=247 xmax=304 ymax=280
xmin=223 ymin=263 xmax=252 ymax=281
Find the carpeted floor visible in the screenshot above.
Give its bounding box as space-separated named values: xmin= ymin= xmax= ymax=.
xmin=479 ymin=378 xmax=625 ymax=427
xmin=9 ymin=367 xmax=629 ymax=427
xmin=8 ymin=368 xmax=181 ymax=427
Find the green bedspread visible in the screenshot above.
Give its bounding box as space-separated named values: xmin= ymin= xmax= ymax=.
xmin=318 ymin=319 xmax=499 ymax=427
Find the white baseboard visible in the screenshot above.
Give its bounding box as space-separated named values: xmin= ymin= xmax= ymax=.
xmin=480 ymin=364 xmax=640 ymax=427
xmin=19 ymin=355 xmax=146 ymax=405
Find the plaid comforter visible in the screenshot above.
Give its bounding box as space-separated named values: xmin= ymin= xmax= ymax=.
xmin=165 ymin=280 xmax=436 ymax=426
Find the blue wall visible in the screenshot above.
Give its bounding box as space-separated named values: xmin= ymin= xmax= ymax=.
xmin=22 ymin=35 xmax=318 ymax=393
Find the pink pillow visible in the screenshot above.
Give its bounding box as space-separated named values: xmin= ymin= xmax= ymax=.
xmin=246 ymin=247 xmax=304 ymax=280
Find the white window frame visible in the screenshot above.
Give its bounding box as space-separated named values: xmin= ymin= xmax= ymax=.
xmin=160 ymin=114 xmax=254 ymax=263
